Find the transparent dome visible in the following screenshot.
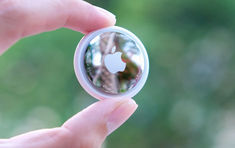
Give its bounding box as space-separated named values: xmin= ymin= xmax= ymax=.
xmin=84 ymin=32 xmax=145 ymax=95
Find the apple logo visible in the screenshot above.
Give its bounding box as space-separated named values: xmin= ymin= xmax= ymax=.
xmin=104 ymin=52 xmax=126 ymax=74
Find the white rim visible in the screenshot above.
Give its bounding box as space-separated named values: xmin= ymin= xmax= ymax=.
xmin=74 ymin=26 xmax=149 ymax=100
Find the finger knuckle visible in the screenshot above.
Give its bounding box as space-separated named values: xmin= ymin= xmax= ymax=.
xmin=0 ymin=0 xmax=29 ymax=38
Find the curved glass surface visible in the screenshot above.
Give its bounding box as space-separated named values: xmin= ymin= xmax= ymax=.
xmin=84 ymin=32 xmax=145 ymax=94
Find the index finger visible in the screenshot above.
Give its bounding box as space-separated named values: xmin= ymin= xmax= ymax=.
xmin=0 ymin=0 xmax=116 ymax=54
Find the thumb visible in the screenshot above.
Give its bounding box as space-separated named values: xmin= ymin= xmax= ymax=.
xmin=62 ymin=98 xmax=138 ymax=147
xmin=2 ymin=98 xmax=137 ymax=148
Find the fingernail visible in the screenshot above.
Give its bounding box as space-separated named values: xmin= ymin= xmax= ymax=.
xmin=95 ymin=6 xmax=116 ymax=21
xmin=107 ymin=98 xmax=138 ymax=135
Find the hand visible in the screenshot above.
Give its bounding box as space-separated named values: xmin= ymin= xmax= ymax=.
xmin=0 ymin=98 xmax=137 ymax=148
xmin=0 ymin=0 xmax=116 ymax=54
xmin=0 ymin=0 xmax=138 ymax=148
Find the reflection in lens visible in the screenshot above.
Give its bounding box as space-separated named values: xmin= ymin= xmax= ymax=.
xmin=84 ymin=32 xmax=145 ymax=94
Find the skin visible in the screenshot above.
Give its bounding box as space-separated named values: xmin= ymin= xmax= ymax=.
xmin=0 ymin=0 xmax=138 ymax=148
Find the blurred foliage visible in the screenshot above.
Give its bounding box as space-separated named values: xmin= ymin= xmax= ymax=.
xmin=1 ymin=0 xmax=235 ymax=148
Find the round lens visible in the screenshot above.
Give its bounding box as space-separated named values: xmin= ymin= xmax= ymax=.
xmin=84 ymin=32 xmax=145 ymax=95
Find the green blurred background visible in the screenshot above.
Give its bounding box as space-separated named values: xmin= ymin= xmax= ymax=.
xmin=1 ymin=0 xmax=235 ymax=147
